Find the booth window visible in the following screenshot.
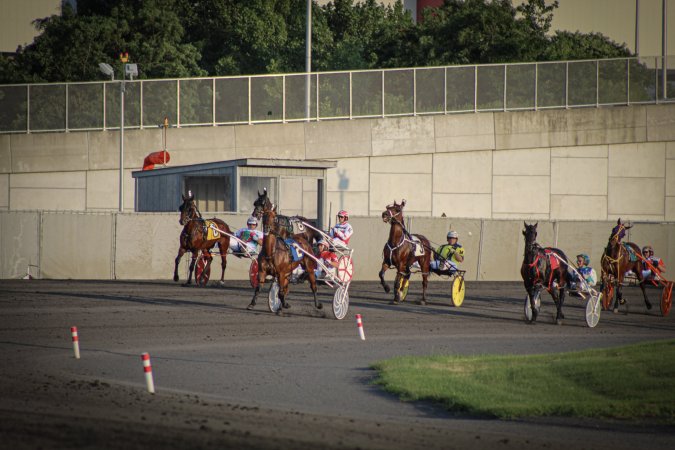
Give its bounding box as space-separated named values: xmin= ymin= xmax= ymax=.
xmin=184 ymin=175 xmax=233 ymax=212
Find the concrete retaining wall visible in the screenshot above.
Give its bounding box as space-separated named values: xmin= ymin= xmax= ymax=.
xmin=1 ymin=104 xmax=675 ymax=223
xmin=2 ymin=211 xmax=673 ymax=283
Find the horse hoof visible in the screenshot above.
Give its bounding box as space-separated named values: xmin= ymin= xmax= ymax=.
xmin=181 ymin=282 xmax=191 ymax=287
xmin=417 ymin=300 xmax=427 ymax=306
xmin=556 ymin=318 xmax=563 ymax=325
xmin=383 ymin=286 xmax=391 ymax=294
xmin=613 ymin=308 xmax=619 ymax=314
xmin=283 ymin=303 xmax=291 ymax=309
xmin=316 ymin=303 xmax=323 ymax=310
xmin=173 ymin=275 xmax=179 ymax=282
xmin=646 ymin=302 xmax=652 ymax=310
xmin=246 ymin=303 xmax=255 ymax=310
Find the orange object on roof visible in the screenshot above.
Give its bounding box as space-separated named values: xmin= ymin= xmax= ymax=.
xmin=142 ymin=151 xmax=170 ymax=170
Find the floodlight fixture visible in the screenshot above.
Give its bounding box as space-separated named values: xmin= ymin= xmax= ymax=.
xmin=98 ymin=62 xmax=114 ymax=80
xmin=125 ymin=63 xmax=138 ymax=80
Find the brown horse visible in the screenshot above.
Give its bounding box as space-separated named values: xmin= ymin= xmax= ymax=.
xmin=247 ymin=206 xmax=320 ymax=313
xmin=173 ymin=192 xmax=231 ymax=286
xmin=252 ymin=189 xmax=322 ymax=246
xmin=379 ymin=200 xmax=431 ymax=304
xmin=600 ymin=219 xmax=651 ymax=313
xmin=520 ymin=222 xmax=569 ymax=324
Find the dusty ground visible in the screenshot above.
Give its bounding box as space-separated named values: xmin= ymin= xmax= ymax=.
xmin=1 ymin=279 xmax=674 ymax=449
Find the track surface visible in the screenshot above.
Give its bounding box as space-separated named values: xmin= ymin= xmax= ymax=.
xmin=1 ymin=278 xmax=674 ymax=449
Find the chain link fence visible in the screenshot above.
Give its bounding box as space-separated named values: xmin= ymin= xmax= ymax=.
xmin=1 ymin=56 xmax=673 ymax=133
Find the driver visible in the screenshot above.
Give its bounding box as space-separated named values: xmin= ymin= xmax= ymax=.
xmin=330 ymin=210 xmax=353 ymax=248
xmin=230 ymin=217 xmax=263 ymax=256
xmin=431 ymin=230 xmax=464 ymax=275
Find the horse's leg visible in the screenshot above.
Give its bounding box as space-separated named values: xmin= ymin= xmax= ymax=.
xmin=392 ymin=271 xmax=401 ymax=304
xmin=419 ymin=269 xmax=429 ymax=305
xmin=248 ymin=260 xmax=265 ymax=310
xmin=218 ymin=241 xmax=228 ymax=285
xmin=379 ymin=262 xmax=390 ymax=294
xmin=526 ymin=284 xmax=539 ymax=323
xmin=173 ymin=247 xmax=186 ymax=282
xmin=613 ymin=281 xmax=623 ymax=313
xmin=184 ymin=251 xmax=198 ymax=286
xmin=279 ymin=272 xmax=291 ymax=310
xmin=305 ymin=261 xmax=321 ymax=310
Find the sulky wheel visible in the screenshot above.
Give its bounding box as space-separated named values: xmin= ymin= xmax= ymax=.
xmin=249 ymin=259 xmax=259 ymax=288
xmin=602 ymin=283 xmax=614 ymax=311
xmin=332 ymin=286 xmax=350 ymax=320
xmin=661 ymin=281 xmax=673 ymax=317
xmin=450 ymin=276 xmax=465 ymax=307
xmin=585 ymin=294 xmax=601 ymax=328
xmin=397 ymin=278 xmax=410 ymax=302
xmin=524 ymin=292 xmax=541 ymax=322
xmin=195 ymin=255 xmax=210 ymax=287
xmin=337 ymin=256 xmax=354 ymax=283
xmin=268 ymin=281 xmax=281 ymax=313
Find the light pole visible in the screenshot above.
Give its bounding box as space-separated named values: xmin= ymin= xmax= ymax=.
xmin=99 ymin=60 xmax=137 ymax=212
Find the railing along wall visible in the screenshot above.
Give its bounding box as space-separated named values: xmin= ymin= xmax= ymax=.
xmin=0 ymin=56 xmax=673 ymax=134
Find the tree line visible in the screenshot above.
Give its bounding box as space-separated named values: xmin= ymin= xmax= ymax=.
xmin=0 ymin=0 xmax=631 ymax=84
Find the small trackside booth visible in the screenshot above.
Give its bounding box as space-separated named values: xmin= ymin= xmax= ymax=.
xmin=132 ymin=158 xmax=337 ymax=229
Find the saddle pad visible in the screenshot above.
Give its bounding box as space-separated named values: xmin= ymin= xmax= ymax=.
xmin=622 ymin=243 xmax=638 ymax=262
xmin=544 ymin=249 xmax=560 ymax=270
xmin=284 ymin=239 xmax=304 ymax=262
xmin=411 ymin=235 xmax=425 ymax=257
xmin=204 ymin=220 xmax=221 ymax=240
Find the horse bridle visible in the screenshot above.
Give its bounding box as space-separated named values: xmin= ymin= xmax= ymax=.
xmin=180 ymin=200 xmax=201 ymax=225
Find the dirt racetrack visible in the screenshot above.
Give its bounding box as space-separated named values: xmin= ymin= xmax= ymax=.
xmin=1 ymin=278 xmax=674 ymax=449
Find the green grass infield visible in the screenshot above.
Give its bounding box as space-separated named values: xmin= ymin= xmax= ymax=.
xmin=372 ymin=339 xmax=675 ymax=423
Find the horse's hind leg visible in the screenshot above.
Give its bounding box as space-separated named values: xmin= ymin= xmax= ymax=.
xmin=613 ymin=284 xmax=623 ymax=313
xmin=184 ymin=253 xmax=198 ymax=286
xmin=306 ymin=266 xmax=322 ymax=310
xmin=419 ymin=271 xmax=428 ymax=305
xmin=553 ymin=287 xmax=566 ymax=325
xmin=379 ymin=263 xmax=390 ymax=294
xmin=218 ymin=241 xmax=228 ymax=285
xmin=279 ymin=274 xmax=291 ymax=311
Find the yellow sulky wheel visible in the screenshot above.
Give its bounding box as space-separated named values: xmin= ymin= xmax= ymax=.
xmin=451 ymin=276 xmax=465 ymax=307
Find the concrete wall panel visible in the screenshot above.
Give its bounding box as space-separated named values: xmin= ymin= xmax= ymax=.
xmin=86 ymin=170 xmax=117 ymax=210
xmin=41 ymin=212 xmax=112 ymax=279
xmin=666 ymin=197 xmax=675 ymax=221
xmin=493 ymin=148 xmax=550 ymax=176
xmin=0 ymin=134 xmax=10 ymax=173
xmin=433 ymin=151 xmax=491 ymax=194
xmin=550 ymin=195 xmax=607 ymax=221
xmin=608 ymin=177 xmax=664 ymax=216
xmin=370 ymin=173 xmax=431 ymax=215
xmin=493 ymin=175 xmax=549 ymax=214
xmin=667 ymin=160 xmax=675 ymax=196
xmin=551 ymin=144 xmax=608 ymax=158
xmin=114 ymin=213 xmax=182 ymax=280
xmin=328 ymin=191 xmax=369 ymax=217
xmin=551 ymin=157 xmax=607 ymax=195
xmin=0 ymin=174 xmax=8 ymax=209
xmin=370 ymin=154 xmax=432 ymax=174
xmin=88 ymin=130 xmax=120 ymax=170
xmin=647 ymin=103 xmax=675 ymax=141
xmin=608 ymin=142 xmax=666 ymax=178
xmin=0 ymin=211 xmax=39 ymax=279
xmin=234 ymin=122 xmax=305 ymax=159
xmin=433 ymin=193 xmax=491 ymax=219
xmin=371 ymin=116 xmax=435 ymax=156
xmin=11 ymin=132 xmax=88 ymax=172
xmin=556 ymin=221 xmax=618 ymax=269
xmin=327 ymin=157 xmax=369 ymax=192
xmin=434 ymin=113 xmax=495 ymax=153
xmin=305 ymin=120 xmax=372 ymax=159
xmin=667 ymin=141 xmax=675 ymax=159
xmin=167 ymin=126 xmax=236 ymax=166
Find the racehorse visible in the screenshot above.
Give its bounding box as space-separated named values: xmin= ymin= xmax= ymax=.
xmin=173 ymin=192 xmax=231 ymax=286
xmin=247 ymin=205 xmax=320 ymax=313
xmin=252 ymin=188 xmax=322 ymax=246
xmin=599 ymin=219 xmax=651 ymax=313
xmin=379 ymin=200 xmax=431 ymax=304
xmin=520 ymin=222 xmax=569 ymax=325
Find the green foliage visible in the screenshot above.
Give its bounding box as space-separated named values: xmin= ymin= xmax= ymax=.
xmin=0 ymin=0 xmax=637 ymax=85
xmin=373 ymin=339 xmax=675 ymax=423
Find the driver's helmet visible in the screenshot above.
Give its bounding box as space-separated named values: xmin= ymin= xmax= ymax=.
xmin=642 ymin=245 xmax=653 ymax=254
xmin=337 ymin=210 xmax=349 ymax=220
xmin=317 ymin=239 xmax=328 ymax=247
xmin=247 ymin=217 xmax=258 ymax=226
xmin=447 ymin=230 xmax=459 ymax=239
xmin=576 ymin=253 xmax=590 ymax=266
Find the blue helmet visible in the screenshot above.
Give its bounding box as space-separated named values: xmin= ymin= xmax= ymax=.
xmin=577 ymin=254 xmax=590 ymax=266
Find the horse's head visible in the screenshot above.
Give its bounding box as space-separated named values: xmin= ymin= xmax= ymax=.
xmin=261 ymin=204 xmax=278 ymax=234
xmin=522 ymin=222 xmax=538 ymax=247
xmin=382 ymin=199 xmax=406 ymax=224
xmin=609 ymin=218 xmax=631 ymax=244
xmin=252 ymin=188 xmax=273 ymax=220
xmin=178 ymin=191 xmax=199 ymax=225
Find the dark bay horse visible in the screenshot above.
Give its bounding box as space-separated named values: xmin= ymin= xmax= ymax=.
xmin=600 ymin=219 xmax=651 ymax=313
xmin=173 ymin=192 xmax=231 ymax=286
xmin=252 ymin=189 xmax=322 ymax=246
xmin=247 ymin=206 xmax=320 ymax=313
xmin=520 ymin=222 xmax=569 ymax=324
xmin=379 ymin=200 xmax=431 ymax=304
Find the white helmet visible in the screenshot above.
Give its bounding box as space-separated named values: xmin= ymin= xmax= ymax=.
xmin=447 ymin=230 xmax=459 ymax=239
xmin=247 ymin=217 xmax=258 ymax=226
